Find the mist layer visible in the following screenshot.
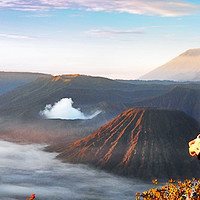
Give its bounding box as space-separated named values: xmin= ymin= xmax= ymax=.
xmin=0 ymin=140 xmax=153 ymax=200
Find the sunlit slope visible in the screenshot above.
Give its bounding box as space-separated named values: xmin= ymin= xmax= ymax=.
xmin=140 ymin=49 xmax=200 ymax=81
xmin=57 ymin=107 xmax=200 ymax=179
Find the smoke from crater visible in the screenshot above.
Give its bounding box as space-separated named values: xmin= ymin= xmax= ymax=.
xmin=39 ymin=98 xmax=101 ymax=120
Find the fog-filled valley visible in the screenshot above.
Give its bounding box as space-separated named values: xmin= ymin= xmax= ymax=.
xmin=0 ymin=140 xmax=153 ymax=200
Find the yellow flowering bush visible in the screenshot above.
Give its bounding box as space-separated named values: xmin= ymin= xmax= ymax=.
xmin=136 ymin=179 xmax=200 ymax=200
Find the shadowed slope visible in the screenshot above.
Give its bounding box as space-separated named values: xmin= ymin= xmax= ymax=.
xmin=0 ymin=71 xmax=51 ymax=95
xmin=57 ymin=108 xmax=200 ymax=180
xmin=135 ymin=86 xmax=200 ymax=121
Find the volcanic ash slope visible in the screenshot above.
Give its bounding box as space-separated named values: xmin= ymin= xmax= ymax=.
xmin=57 ymin=107 xmax=200 ymax=180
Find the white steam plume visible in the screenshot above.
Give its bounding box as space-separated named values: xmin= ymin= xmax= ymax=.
xmin=39 ymin=98 xmax=101 ymax=120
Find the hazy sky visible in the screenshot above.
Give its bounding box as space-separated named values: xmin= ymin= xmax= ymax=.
xmin=0 ymin=0 xmax=200 ymax=79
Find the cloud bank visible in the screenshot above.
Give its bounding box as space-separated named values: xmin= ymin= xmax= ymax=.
xmin=0 ymin=140 xmax=151 ymax=199
xmin=0 ymin=0 xmax=200 ymax=17
xmin=87 ymin=29 xmax=144 ymax=35
xmin=40 ymin=98 xmax=101 ymax=120
xmin=0 ymin=33 xmax=34 ymax=40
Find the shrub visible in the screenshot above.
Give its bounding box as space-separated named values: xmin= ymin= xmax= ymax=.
xmin=136 ymin=179 xmax=200 ymax=200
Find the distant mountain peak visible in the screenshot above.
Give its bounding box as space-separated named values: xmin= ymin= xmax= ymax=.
xmin=180 ymin=48 xmax=200 ymax=56
xmin=140 ymin=48 xmax=200 ymax=81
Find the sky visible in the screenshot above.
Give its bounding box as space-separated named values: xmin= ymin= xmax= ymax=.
xmin=0 ymin=0 xmax=200 ymax=79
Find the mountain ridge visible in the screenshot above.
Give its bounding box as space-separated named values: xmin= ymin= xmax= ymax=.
xmin=0 ymin=71 xmax=51 ymax=95
xmin=0 ymin=74 xmax=170 ymax=119
xmin=135 ymin=86 xmax=200 ymax=121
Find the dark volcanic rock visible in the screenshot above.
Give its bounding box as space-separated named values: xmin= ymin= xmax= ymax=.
xmin=57 ymin=107 xmax=200 ymax=180
xmin=135 ymin=86 xmax=200 ymax=121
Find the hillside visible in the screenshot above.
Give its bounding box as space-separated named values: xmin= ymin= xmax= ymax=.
xmin=135 ymin=86 xmax=200 ymax=121
xmin=54 ymin=108 xmax=200 ymax=180
xmin=0 ymin=71 xmax=51 ymax=95
xmin=140 ymin=48 xmax=200 ymax=81
xmin=0 ymin=74 xmax=170 ymax=119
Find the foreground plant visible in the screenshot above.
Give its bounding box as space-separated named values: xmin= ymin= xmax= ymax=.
xmin=26 ymin=194 xmax=35 ymax=200
xmin=136 ymin=179 xmax=200 ymax=200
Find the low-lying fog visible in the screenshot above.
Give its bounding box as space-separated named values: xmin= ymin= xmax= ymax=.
xmin=0 ymin=140 xmax=153 ymax=200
